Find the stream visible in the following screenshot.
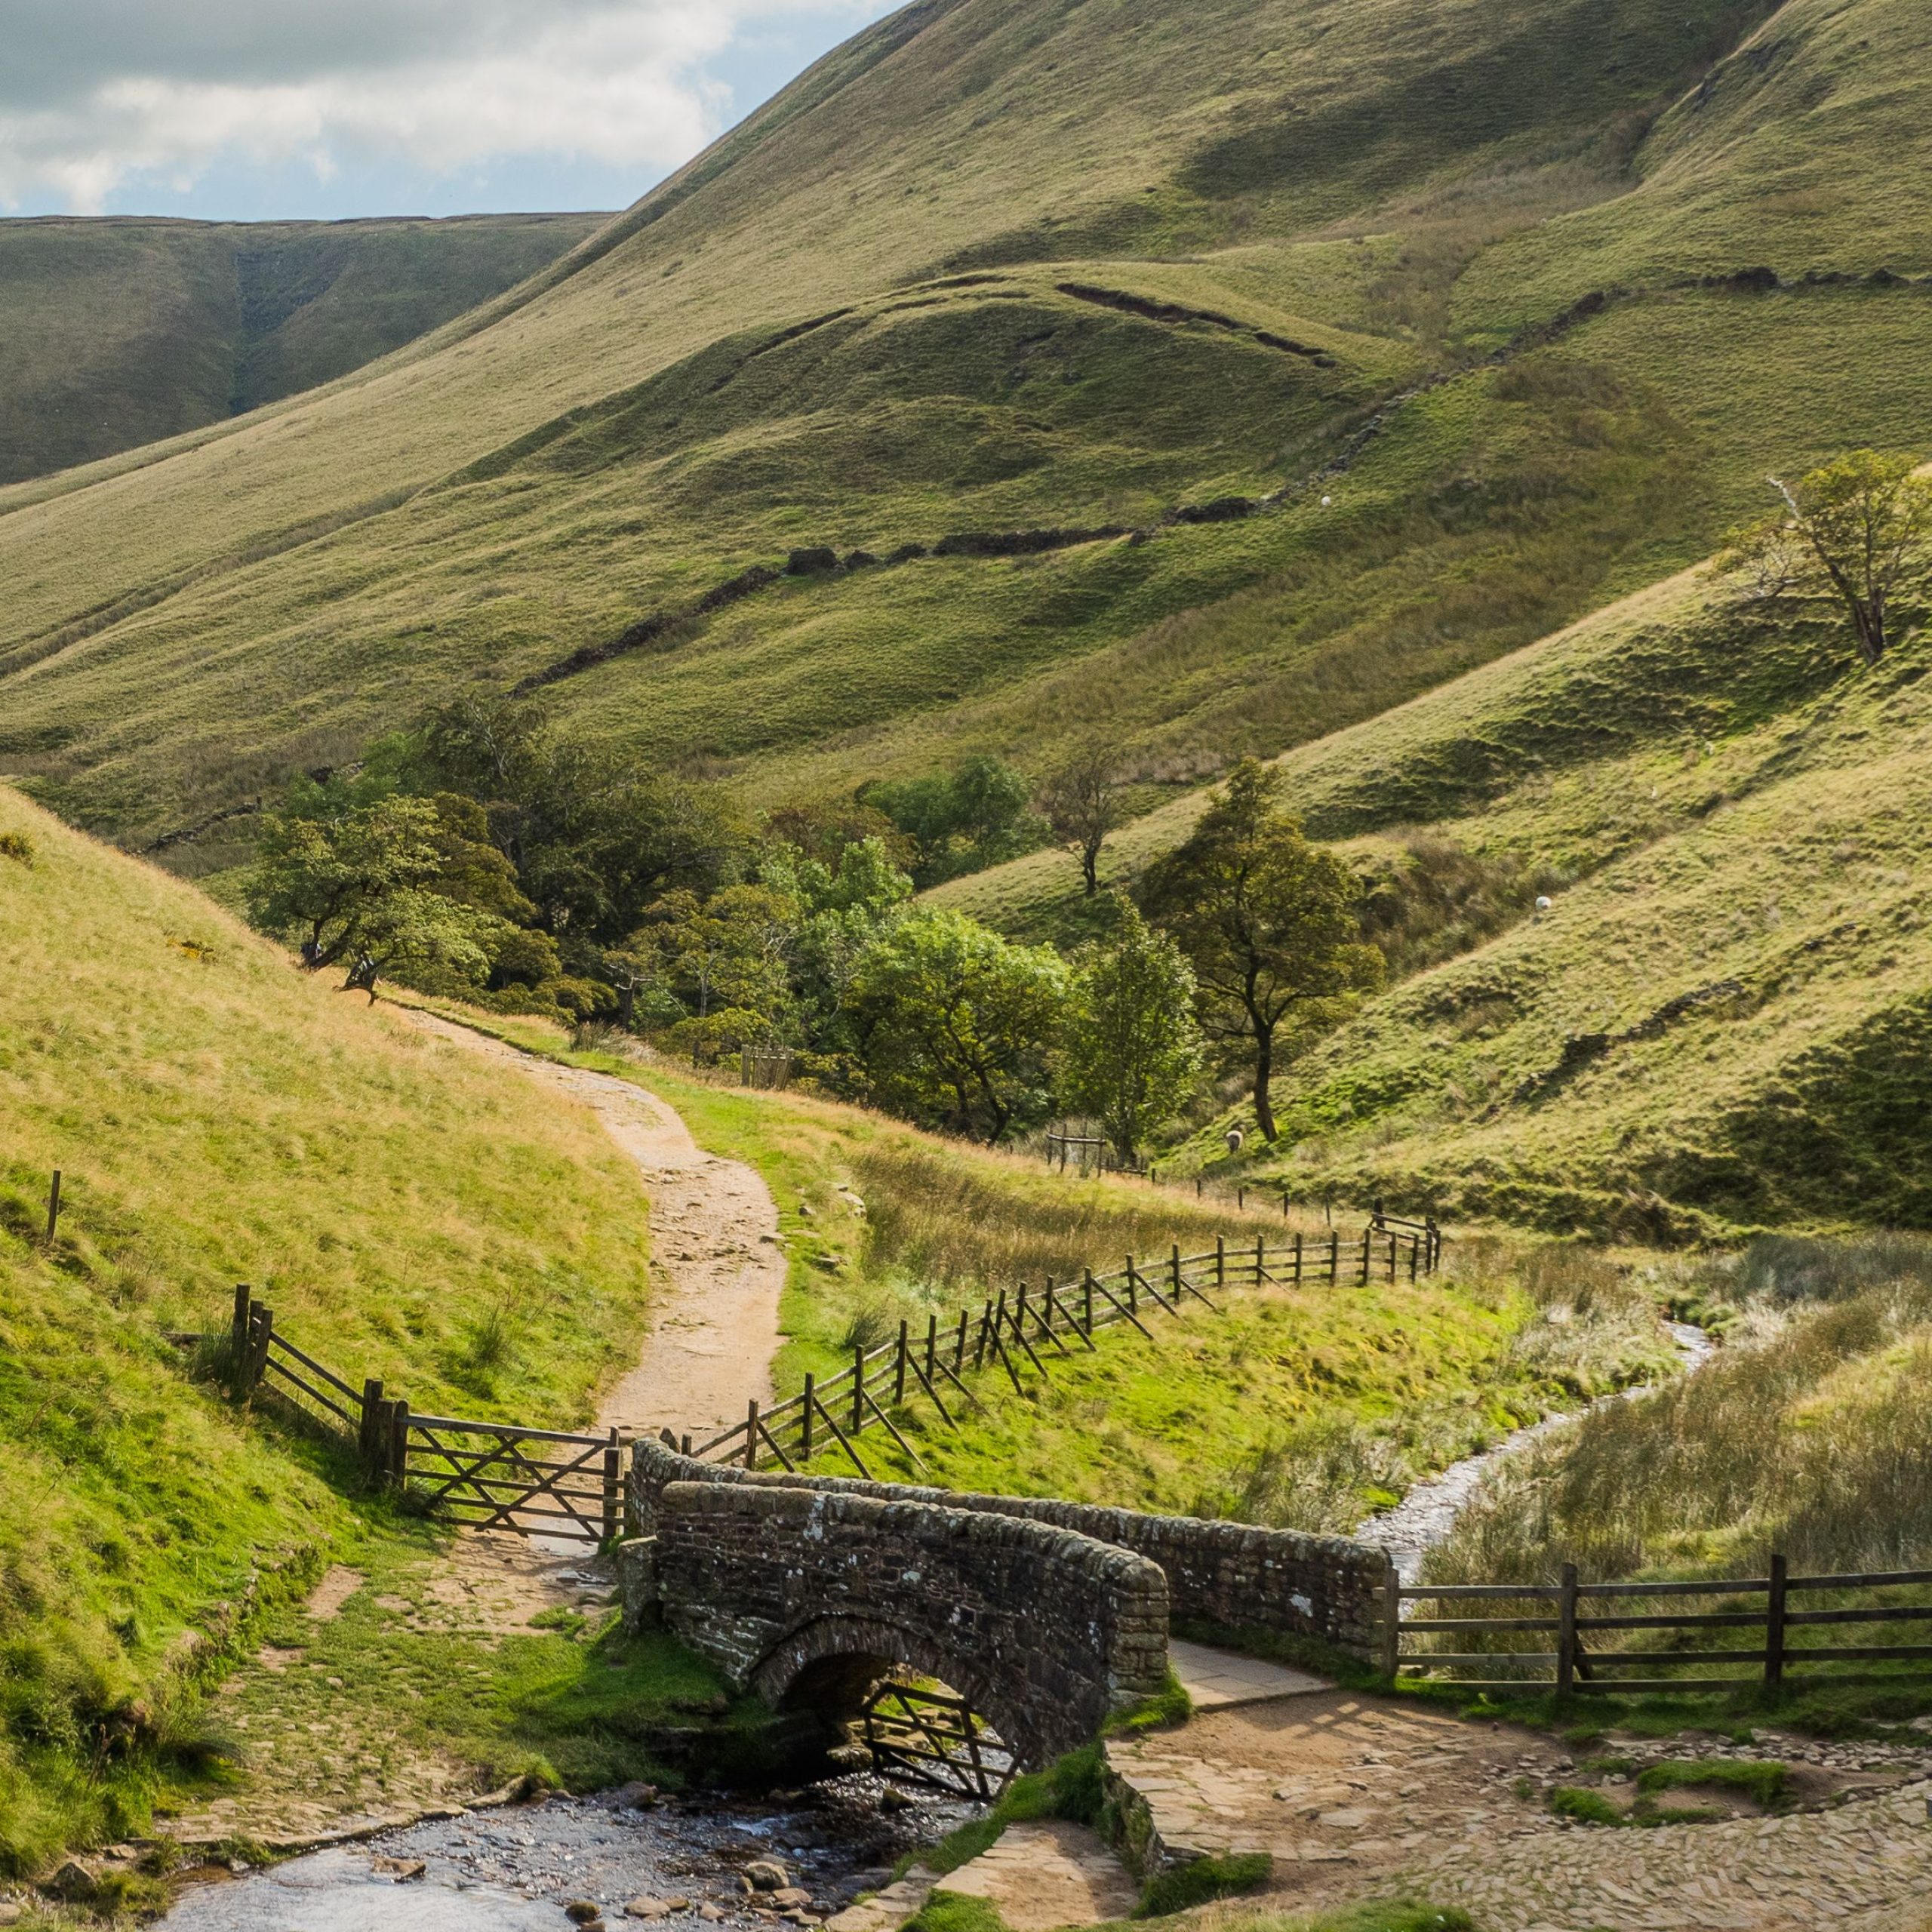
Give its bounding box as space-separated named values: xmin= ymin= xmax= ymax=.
xmin=154 ymin=1774 xmax=969 ymax=1932
xmin=1360 ymin=1321 xmax=1716 ymax=1586
xmin=153 ymin=1324 xmax=1718 ymax=1926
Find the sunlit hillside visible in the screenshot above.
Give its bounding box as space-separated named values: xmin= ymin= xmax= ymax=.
xmin=2 ymin=0 xmax=1930 ymax=875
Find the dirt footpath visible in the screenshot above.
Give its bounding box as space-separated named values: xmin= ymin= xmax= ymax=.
xmin=405 ymin=1012 xmax=787 ymax=1441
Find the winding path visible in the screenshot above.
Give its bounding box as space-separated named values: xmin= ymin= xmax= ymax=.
xmin=405 ymin=1011 xmax=786 ymax=1442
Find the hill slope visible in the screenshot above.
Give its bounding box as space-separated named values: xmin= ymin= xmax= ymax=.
xmin=0 ymin=214 xmax=605 ymax=487
xmin=0 ymin=784 xmax=654 ymax=1862
xmin=1062 ymin=552 xmax=1932 ymax=1240
xmin=2 ymin=0 xmax=1930 ymax=860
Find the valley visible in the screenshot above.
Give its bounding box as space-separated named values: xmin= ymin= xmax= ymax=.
xmin=6 ymin=0 xmax=1932 ymax=1927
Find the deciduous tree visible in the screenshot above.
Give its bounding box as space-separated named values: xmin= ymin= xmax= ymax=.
xmin=249 ymin=795 xmax=502 ymax=996
xmin=845 ymin=909 xmax=1068 ymax=1143
xmin=1063 ymin=902 xmax=1202 ymax=1164
xmin=1730 ymin=450 xmax=1932 ymax=665
xmin=1140 ymin=759 xmax=1383 ymax=1141
xmin=1038 ymin=742 xmax=1130 ymax=897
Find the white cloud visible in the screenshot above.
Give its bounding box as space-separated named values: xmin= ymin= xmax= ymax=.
xmin=0 ymin=1 xmax=893 ymax=213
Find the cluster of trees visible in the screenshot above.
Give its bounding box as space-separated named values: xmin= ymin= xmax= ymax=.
xmin=250 ymin=692 xmax=1380 ymax=1156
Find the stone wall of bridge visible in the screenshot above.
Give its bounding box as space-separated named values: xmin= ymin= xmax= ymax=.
xmin=626 ymin=1441 xmax=1388 ymax=1680
xmin=627 ymin=1474 xmax=1171 ymax=1765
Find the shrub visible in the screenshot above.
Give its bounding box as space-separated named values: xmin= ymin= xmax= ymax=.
xmin=0 ymin=833 xmax=34 ymax=866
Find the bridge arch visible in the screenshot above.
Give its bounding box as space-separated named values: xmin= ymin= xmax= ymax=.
xmin=751 ymin=1612 xmax=1033 ymax=1759
xmin=641 ymin=1479 xmax=1170 ymax=1767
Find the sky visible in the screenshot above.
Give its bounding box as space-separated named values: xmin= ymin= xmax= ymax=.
xmin=0 ymin=0 xmax=903 ymax=222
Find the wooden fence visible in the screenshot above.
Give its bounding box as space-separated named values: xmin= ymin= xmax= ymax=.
xmin=688 ymin=1221 xmax=1442 ymax=1475
xmin=1383 ymin=1558 xmax=1932 ymax=1694
xmin=229 ymin=1287 xmax=622 ymax=1543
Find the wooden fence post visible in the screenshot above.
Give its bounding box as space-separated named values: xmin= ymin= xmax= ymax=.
xmin=852 ymin=1345 xmax=866 ymax=1435
xmin=746 ymin=1400 xmax=760 ymax=1470
xmin=927 ymin=1314 xmax=939 ymax=1389
xmin=1359 ymin=1229 xmax=1371 ymax=1286
xmin=1381 ymin=1560 xmax=1402 ymax=1681
xmin=895 ymin=1321 xmax=909 ymax=1406
xmin=1294 ymin=1231 xmax=1303 ymax=1284
xmin=1216 ymin=1236 xmax=1226 ymax=1289
xmin=1124 ymin=1261 xmax=1137 ymax=1317
xmin=1237 ymin=1186 xmax=1244 ymax=1211
xmin=1255 ymin=1233 xmax=1266 ymax=1284
xmin=1764 ymin=1553 xmax=1788 ymax=1697
xmin=801 ymin=1376 xmax=816 ymax=1461
xmin=1329 ymin=1231 xmax=1340 ymax=1284
xmin=602 ymin=1429 xmax=621 ymax=1546
xmin=955 ymin=1309 xmax=969 ymax=1374
xmin=358 ymin=1378 xmax=385 ymax=1481
xmin=1083 ymin=1271 xmax=1096 ymax=1336
xmin=43 ymin=1171 xmax=61 ymax=1245
xmin=1171 ymin=1244 xmax=1182 ymax=1306
xmin=974 ymin=1301 xmax=991 ymax=1371
xmin=229 ymin=1284 xmax=251 ymax=1395
xmin=247 ymin=1303 xmax=274 ymax=1395
xmin=681 ymin=1433 xmax=692 ymax=1457
xmin=1556 ymin=1563 xmax=1580 ymax=1699
xmin=1408 ymin=1235 xmax=1420 ymax=1282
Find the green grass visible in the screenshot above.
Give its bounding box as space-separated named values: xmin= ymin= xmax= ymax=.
xmin=1134 ymin=1851 xmax=1272 ymax=1918
xmin=0 ymin=788 xmax=661 ymax=1867
xmin=5 ymin=0 xmax=1932 ymax=871
xmin=788 ymin=1232 xmax=1678 ymax=1527
xmin=198 ymin=1508 xmax=743 ymax=1816
xmin=0 ymin=214 xmax=603 ymax=488
xmin=1634 ymin=1758 xmax=1789 ymax=1806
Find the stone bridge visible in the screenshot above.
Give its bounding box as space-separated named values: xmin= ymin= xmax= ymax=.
xmin=623 ymin=1443 xmax=1390 ymax=1769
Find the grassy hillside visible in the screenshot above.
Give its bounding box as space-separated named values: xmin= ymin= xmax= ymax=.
xmin=0 ymin=785 xmax=658 ymax=1866
xmin=3 ymin=0 xmax=1931 ymax=861
xmin=1035 ymin=546 xmax=1932 ymax=1239
xmin=0 ymin=214 xmax=604 ymax=487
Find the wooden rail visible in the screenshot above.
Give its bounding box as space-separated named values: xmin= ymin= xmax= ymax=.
xmin=229 ymin=1286 xmax=621 ymax=1543
xmin=693 ymin=1221 xmax=1442 ymax=1474
xmin=1383 ymin=1557 xmax=1932 ymax=1694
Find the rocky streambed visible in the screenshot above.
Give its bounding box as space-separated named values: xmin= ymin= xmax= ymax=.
xmin=1362 ymin=1321 xmax=1715 ymax=1584
xmin=153 ymin=1775 xmax=971 ymax=1932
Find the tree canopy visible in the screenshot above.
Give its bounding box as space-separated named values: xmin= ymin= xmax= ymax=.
xmin=844 ymin=909 xmax=1068 ymax=1143
xmin=1730 ymin=449 xmax=1932 ymax=666
xmin=1063 ymin=901 xmax=1202 ymax=1163
xmin=1140 ymin=758 xmax=1383 ymax=1140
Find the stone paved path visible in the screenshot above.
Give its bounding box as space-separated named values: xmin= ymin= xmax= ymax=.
xmin=1168 ymin=1640 xmax=1327 ymax=1712
xmin=938 ymin=1822 xmax=1138 ymax=1931
xmin=1107 ymin=1690 xmax=1932 ymax=1930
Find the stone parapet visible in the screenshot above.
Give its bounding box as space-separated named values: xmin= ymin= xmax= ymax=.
xmin=629 ymin=1440 xmax=1385 ymax=1662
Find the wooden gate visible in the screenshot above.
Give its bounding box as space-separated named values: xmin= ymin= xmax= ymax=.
xmin=395 ymin=1411 xmax=622 ymax=1543
xmin=860 ymin=1682 xmax=1014 ymax=1800
xmin=227 ymin=1287 xmax=624 ymax=1544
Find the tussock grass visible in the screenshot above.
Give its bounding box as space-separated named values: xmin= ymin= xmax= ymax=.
xmin=1425 ymin=1235 xmax=1932 ymax=1588
xmin=854 ymin=1141 xmax=1319 ymax=1294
